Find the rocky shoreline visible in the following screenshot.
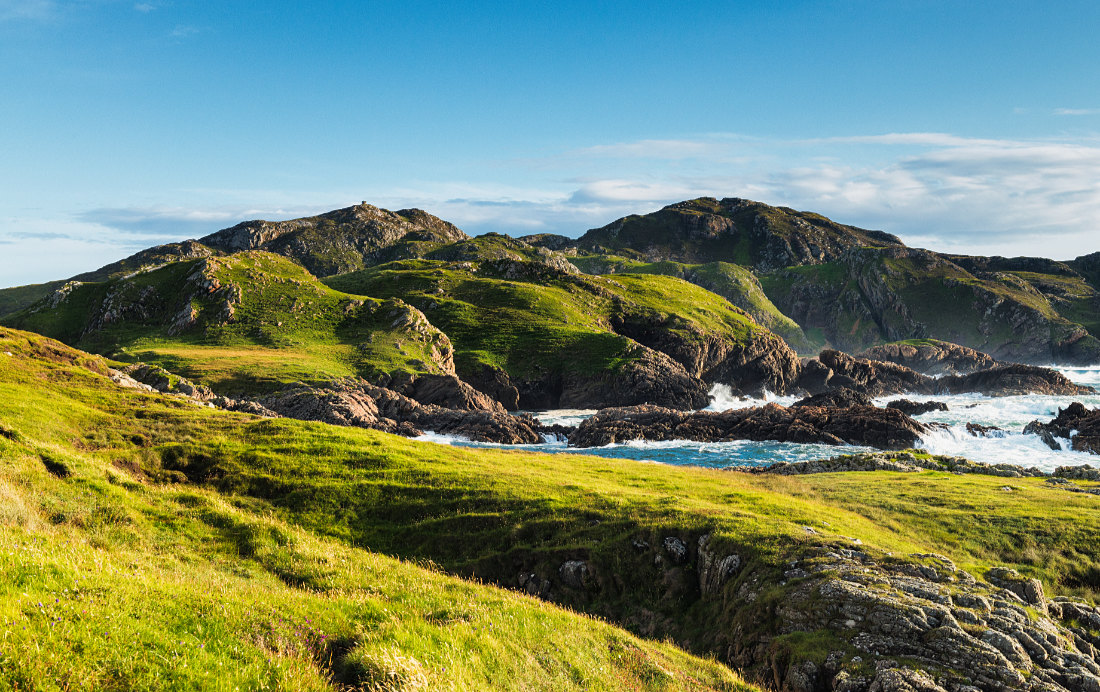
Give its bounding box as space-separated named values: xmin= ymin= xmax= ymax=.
xmin=109 ymin=349 xmax=1100 ymax=457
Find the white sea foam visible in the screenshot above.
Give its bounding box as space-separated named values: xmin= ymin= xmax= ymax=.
xmin=704 ymin=383 xmax=800 ymax=411
xmin=428 ymin=367 xmax=1100 ymax=471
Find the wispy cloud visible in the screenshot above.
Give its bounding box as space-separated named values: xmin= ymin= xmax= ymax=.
xmin=1054 ymin=108 xmax=1100 ymax=116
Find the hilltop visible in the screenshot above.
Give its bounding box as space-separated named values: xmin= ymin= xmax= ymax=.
xmin=5 ymin=197 xmax=1100 ymax=371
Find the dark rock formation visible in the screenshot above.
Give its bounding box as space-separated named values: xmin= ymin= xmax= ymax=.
xmin=553 ymin=348 xmax=711 ymax=411
xmin=388 ymin=372 xmax=505 ymax=412
xmin=1025 ymin=403 xmax=1100 ymax=454
xmin=567 ymin=403 xmax=925 ymax=450
xmin=257 ymin=380 xmax=545 ymax=444
xmin=860 ymin=340 xmax=998 ymax=376
xmin=939 ymin=364 xmax=1095 ymax=397
xmin=795 ymin=350 xmax=1091 ymax=399
xmin=886 ymin=399 xmax=949 ymax=416
xmin=966 ymin=422 xmax=1005 ymax=438
xmin=612 ymin=310 xmax=802 ymax=396
xmin=803 ymin=349 xmax=935 ymax=396
xmin=791 ymin=387 xmax=873 ymax=409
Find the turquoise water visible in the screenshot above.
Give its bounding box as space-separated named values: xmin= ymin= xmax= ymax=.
xmin=420 ymin=366 xmax=1100 ymax=472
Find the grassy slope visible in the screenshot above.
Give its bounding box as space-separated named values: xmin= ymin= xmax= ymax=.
xmin=761 ymin=254 xmax=1100 ymax=357
xmin=3 ymin=252 xmax=450 ymax=394
xmin=0 ymin=327 xmax=752 ymax=691
xmin=1008 ymin=270 xmax=1100 ymax=338
xmin=570 ymin=255 xmax=813 ymax=352
xmin=3 ymin=327 xmax=1100 ymax=687
xmin=325 ymin=259 xmax=766 ymax=380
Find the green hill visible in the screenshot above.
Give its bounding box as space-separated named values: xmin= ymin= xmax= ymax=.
xmin=325 ymin=255 xmax=799 ymax=407
xmin=569 ymin=255 xmax=814 ymax=353
xmin=760 ymin=246 xmax=1100 ymax=363
xmin=3 ymin=252 xmax=453 ymax=394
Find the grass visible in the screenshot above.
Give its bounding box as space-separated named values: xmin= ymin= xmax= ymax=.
xmin=0 ymin=326 xmax=755 ymax=691
xmin=2 ymin=252 xmax=453 ymax=394
xmin=325 ymin=260 xmax=767 ymax=381
xmin=3 ymin=326 xmax=1100 ymax=686
xmin=570 ymin=256 xmax=810 ymax=351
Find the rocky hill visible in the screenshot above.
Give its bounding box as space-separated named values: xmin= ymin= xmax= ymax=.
xmin=199 ymin=202 xmax=468 ymax=277
xmin=571 ymin=197 xmax=904 ymax=270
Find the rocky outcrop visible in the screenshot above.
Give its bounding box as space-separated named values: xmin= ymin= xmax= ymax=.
xmin=799 ymin=350 xmax=935 ymax=397
xmin=751 ymin=451 xmax=1048 ymax=478
xmin=794 ymin=351 xmax=1092 ymax=399
xmin=744 ymin=548 xmax=1100 ymax=692
xmin=860 ymin=340 xmax=998 ymax=376
xmin=567 ymin=403 xmax=925 ymax=450
xmin=388 ymin=373 xmax=504 ymax=412
xmin=257 ymin=379 xmax=545 ymax=444
xmin=611 ymin=310 xmax=802 ymax=396
xmin=577 ymin=197 xmax=903 ymax=270
xmin=1025 ymin=403 xmax=1100 ymax=454
xmin=199 ymin=203 xmax=468 ymax=277
xmin=550 ymin=347 xmax=711 ymax=411
xmin=886 ymin=399 xmax=949 ymax=416
xmin=527 ymin=522 xmax=1100 ymax=692
xmin=791 ymin=388 xmax=873 ymax=409
xmin=939 ymin=364 xmax=1095 ymax=397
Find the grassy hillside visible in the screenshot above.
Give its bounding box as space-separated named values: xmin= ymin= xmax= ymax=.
xmin=576 ymin=197 xmax=902 ymax=270
xmin=570 ymin=255 xmax=813 ymax=352
xmin=3 ymin=252 xmax=454 ymax=394
xmin=324 ymin=258 xmax=769 ymax=385
xmin=3 ymin=326 xmax=1099 ymax=689
xmin=0 ymin=326 xmax=754 ymax=691
xmin=761 ymin=248 xmax=1100 ymax=362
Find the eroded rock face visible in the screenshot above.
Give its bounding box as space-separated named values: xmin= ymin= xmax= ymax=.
xmin=567 ymin=403 xmax=925 ymax=450
xmin=938 ymin=364 xmax=1095 ymax=397
xmin=735 ymin=548 xmax=1100 ymax=692
xmin=256 ymin=380 xmax=545 ymax=444
xmin=1025 ymin=403 xmax=1100 ymax=454
xmin=860 ymin=340 xmax=998 ymax=376
xmin=555 ymin=347 xmax=711 ymax=411
xmin=792 ymin=388 xmax=873 ymax=409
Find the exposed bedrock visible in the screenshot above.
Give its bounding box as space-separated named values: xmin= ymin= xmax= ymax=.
xmin=510 ymin=529 xmax=1100 ymax=692
xmin=792 ymin=350 xmax=1092 ymax=399
xmin=255 ymin=379 xmax=547 ymax=444
xmin=1025 ymin=402 xmax=1100 ymax=454
xmin=859 ymin=340 xmax=998 ymax=376
xmin=567 ymin=402 xmax=925 ymax=450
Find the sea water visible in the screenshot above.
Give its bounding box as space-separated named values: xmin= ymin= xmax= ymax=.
xmin=425 ymin=366 xmax=1100 ymax=472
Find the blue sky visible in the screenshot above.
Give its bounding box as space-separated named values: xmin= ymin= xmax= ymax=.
xmin=3 ymin=0 xmax=1100 ymax=286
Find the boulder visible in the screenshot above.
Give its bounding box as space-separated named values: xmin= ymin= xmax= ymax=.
xmin=886 ymin=399 xmax=948 ymax=416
